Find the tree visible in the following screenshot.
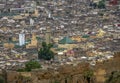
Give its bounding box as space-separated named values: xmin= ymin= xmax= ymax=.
xmin=0 ymin=76 xmax=5 ymax=83
xmin=54 ymin=81 xmax=60 ymax=83
xmin=98 ymin=0 xmax=106 ymax=9
xmin=25 ymin=60 xmax=42 ymax=71
xmin=106 ymin=71 xmax=120 ymax=83
xmin=93 ymin=3 xmax=97 ymax=9
xmin=38 ymin=42 xmax=54 ymax=60
xmin=90 ymin=2 xmax=97 ymax=9
xmin=84 ymin=70 xmax=94 ymax=83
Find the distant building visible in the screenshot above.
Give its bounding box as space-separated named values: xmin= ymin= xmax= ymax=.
xmin=91 ymin=0 xmax=101 ymax=3
xmin=58 ymin=36 xmax=76 ymax=50
xmin=0 ymin=0 xmax=6 ymax=3
xmin=19 ymin=33 xmax=25 ymax=46
xmin=109 ymin=0 xmax=118 ymax=5
xmin=45 ymin=27 xmax=51 ymax=44
xmin=24 ymin=1 xmax=36 ymax=13
xmin=3 ymin=43 xmax=14 ymax=49
xmin=0 ymin=4 xmax=5 ymax=9
xmin=26 ymin=33 xmax=38 ymax=49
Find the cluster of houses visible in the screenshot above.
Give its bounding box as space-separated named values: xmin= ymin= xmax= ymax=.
xmin=0 ymin=0 xmax=120 ymax=70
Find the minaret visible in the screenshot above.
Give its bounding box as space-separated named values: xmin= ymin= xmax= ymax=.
xmin=45 ymin=27 xmax=51 ymax=44
xmin=19 ymin=33 xmax=25 ymax=46
xmin=33 ymin=9 xmax=39 ymax=17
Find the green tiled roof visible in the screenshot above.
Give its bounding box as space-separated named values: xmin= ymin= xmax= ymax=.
xmin=82 ymin=35 xmax=90 ymax=38
xmin=55 ymin=48 xmax=66 ymax=51
xmin=59 ymin=36 xmax=74 ymax=44
xmin=53 ymin=44 xmax=58 ymax=48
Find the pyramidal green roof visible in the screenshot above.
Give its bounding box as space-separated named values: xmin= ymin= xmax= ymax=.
xmin=59 ymin=36 xmax=74 ymax=44
xmin=82 ymin=35 xmax=89 ymax=38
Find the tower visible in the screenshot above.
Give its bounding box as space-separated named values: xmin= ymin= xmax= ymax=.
xmin=26 ymin=33 xmax=38 ymax=49
xmin=45 ymin=27 xmax=51 ymax=44
xmin=31 ymin=33 xmax=37 ymax=46
xmin=33 ymin=9 xmax=39 ymax=17
xmin=19 ymin=33 xmax=25 ymax=46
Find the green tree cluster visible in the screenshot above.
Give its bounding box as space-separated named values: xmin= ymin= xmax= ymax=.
xmin=17 ymin=60 xmax=41 ymax=72
xmin=106 ymin=71 xmax=120 ymax=83
xmin=38 ymin=42 xmax=54 ymax=60
xmin=54 ymin=81 xmax=60 ymax=83
xmin=84 ymin=69 xmax=94 ymax=83
xmin=98 ymin=0 xmax=106 ymax=9
xmin=25 ymin=60 xmax=41 ymax=71
xmin=0 ymin=76 xmax=5 ymax=83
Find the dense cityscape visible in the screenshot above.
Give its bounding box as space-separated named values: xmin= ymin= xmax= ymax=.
xmin=0 ymin=0 xmax=120 ymax=83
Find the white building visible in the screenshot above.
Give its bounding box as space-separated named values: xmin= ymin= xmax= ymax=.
xmin=19 ymin=33 xmax=25 ymax=46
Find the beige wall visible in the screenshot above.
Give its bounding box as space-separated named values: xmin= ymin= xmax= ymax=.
xmin=58 ymin=44 xmax=77 ymax=49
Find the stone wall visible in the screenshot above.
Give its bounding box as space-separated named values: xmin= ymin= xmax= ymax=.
xmin=6 ymin=63 xmax=91 ymax=83
xmin=4 ymin=52 xmax=120 ymax=83
xmin=94 ymin=52 xmax=120 ymax=83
